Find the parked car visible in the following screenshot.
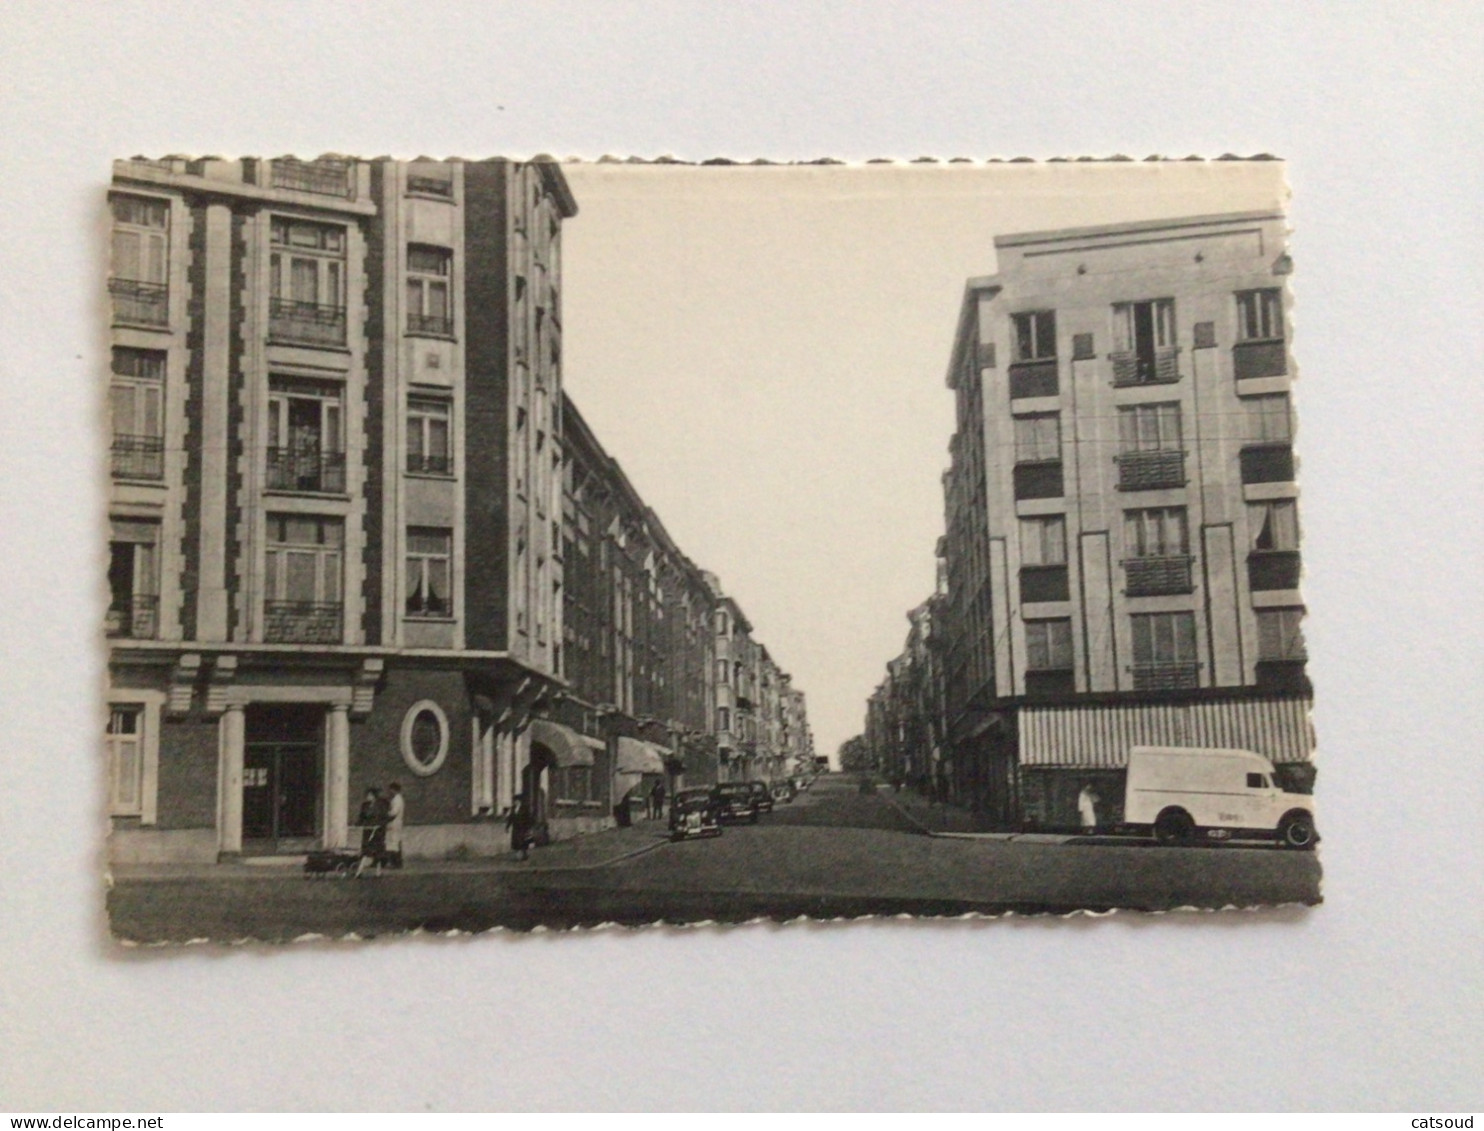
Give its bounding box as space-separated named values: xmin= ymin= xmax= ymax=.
xmin=1122 ymin=745 xmax=1318 ymax=849
xmin=747 ymin=780 xmax=774 ymax=814
xmin=714 ymin=782 xmax=760 ymax=824
xmin=669 ymin=787 xmax=723 ymax=842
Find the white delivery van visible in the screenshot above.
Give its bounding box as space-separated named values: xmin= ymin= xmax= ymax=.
xmin=1122 ymin=746 xmax=1317 ymax=849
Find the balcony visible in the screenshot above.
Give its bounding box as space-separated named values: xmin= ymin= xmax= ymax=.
xmin=1233 ymin=339 xmax=1287 ymax=381
xmin=270 ymin=158 xmax=353 ymax=198
xmin=406 ymin=453 xmax=453 ymax=476
xmin=406 ymin=173 xmax=453 ymax=198
xmin=111 ymin=434 xmax=164 ymax=480
xmin=1111 ymin=346 xmax=1180 ymax=387
xmin=1019 ymin=565 xmax=1069 ymax=603
xmin=1013 ymin=460 xmax=1063 ymax=500
xmin=269 ymin=299 xmax=347 ymax=347
xmin=407 ymin=312 xmax=454 ymax=338
xmin=105 ymin=595 xmax=159 ymax=640
xmin=1255 ymin=659 xmax=1310 ymax=693
xmin=264 ymin=601 xmax=343 ymax=643
xmin=1130 ymin=662 xmax=1199 ymax=691
xmin=1240 ymin=443 xmax=1294 ymax=484
xmin=267 ymin=447 xmax=347 ymax=493
xmin=1248 ymin=549 xmax=1301 ymax=591
xmin=1008 ymin=360 xmax=1058 ymax=399
xmin=1116 ymin=449 xmax=1186 ymax=491
xmin=109 ymin=279 xmax=168 ymax=328
xmin=1123 ymin=555 xmax=1194 ymax=596
xmin=1025 ymin=669 xmax=1075 ymax=699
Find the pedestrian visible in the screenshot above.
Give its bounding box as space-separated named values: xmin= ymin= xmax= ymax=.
xmin=505 ymin=793 xmax=534 ymax=861
xmin=384 ymin=781 xmax=405 ymax=869
xmin=1077 ymin=782 xmax=1100 ymax=834
xmin=355 ymin=787 xmax=386 ymax=877
xmin=650 ymin=778 xmax=666 ymax=822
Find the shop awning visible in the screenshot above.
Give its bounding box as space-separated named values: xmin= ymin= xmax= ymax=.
xmin=615 ymin=737 xmax=667 ymax=775
xmin=529 ymin=719 xmax=603 ymax=768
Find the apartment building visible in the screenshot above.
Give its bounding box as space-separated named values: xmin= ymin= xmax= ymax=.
xmin=938 ymin=211 xmax=1313 ymax=829
xmin=105 ymin=154 xmax=578 ymax=863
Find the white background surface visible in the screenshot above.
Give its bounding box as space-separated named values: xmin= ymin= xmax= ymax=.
xmin=0 ymin=0 xmax=1479 ymax=1112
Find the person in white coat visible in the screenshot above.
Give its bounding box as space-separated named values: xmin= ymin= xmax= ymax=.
xmin=1077 ymin=783 xmax=1100 ymax=834
xmin=384 ymin=781 xmax=405 ymax=868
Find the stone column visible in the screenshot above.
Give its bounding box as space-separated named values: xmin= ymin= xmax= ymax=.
xmin=217 ymin=704 xmax=245 ymax=858
xmin=324 ymin=704 xmax=351 ymax=849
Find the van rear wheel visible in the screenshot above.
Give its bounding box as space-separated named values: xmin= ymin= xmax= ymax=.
xmin=1154 ymin=809 xmax=1195 ymax=846
xmin=1278 ymin=813 xmax=1316 ymax=850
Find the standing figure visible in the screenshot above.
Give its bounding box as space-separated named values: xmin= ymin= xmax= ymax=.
xmin=650 ymin=778 xmax=667 ymax=822
xmin=355 ymin=787 xmax=387 ymax=877
xmin=505 ymin=793 xmax=534 ymax=861
xmin=1077 ymin=783 xmax=1101 ymax=835
xmin=384 ymin=781 xmax=405 ymax=869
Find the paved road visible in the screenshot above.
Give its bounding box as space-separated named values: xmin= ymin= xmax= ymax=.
xmin=108 ymin=775 xmax=1321 ymax=942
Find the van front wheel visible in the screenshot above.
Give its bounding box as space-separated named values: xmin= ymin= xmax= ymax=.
xmin=1278 ymin=812 xmax=1317 ymax=850
xmin=1154 ymin=809 xmax=1195 ymax=846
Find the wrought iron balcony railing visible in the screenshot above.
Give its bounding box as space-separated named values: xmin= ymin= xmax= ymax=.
xmin=406 ymin=453 xmax=453 ymax=475
xmin=111 ymin=434 xmax=164 ymax=480
xmin=1115 ymin=448 xmax=1186 ymax=491
xmin=1111 ymin=346 xmax=1180 ymax=387
xmin=1123 ymin=555 xmax=1195 ymax=596
xmin=264 ymin=600 xmax=343 ymax=644
xmin=407 ymin=312 xmax=454 ymax=337
xmin=266 ymin=447 xmax=347 ymax=493
xmin=105 ymin=594 xmax=159 ymax=640
xmin=1247 ymin=549 xmax=1302 ymax=591
xmin=269 ymin=299 xmax=347 ymax=347
xmin=270 ymin=158 xmax=353 ymax=198
xmin=1233 ymin=339 xmax=1287 ymax=380
xmin=109 ymin=278 xmax=169 ymax=328
xmin=1129 ymin=661 xmax=1200 ymax=691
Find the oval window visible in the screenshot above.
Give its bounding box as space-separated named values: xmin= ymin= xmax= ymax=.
xmin=400 ymin=700 xmax=449 ymax=776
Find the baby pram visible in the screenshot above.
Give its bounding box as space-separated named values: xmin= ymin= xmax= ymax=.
xmin=302 ymin=824 xmax=387 ymax=878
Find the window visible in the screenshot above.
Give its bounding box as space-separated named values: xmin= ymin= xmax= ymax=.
xmin=1130 ymin=611 xmax=1199 ymax=689
xmin=264 ymin=515 xmax=343 ymax=642
xmin=717 ymin=707 xmax=730 ymax=733
xmin=400 ymin=700 xmax=450 ymax=776
xmin=110 ymin=349 xmax=165 ymax=480
xmin=1012 ymin=311 xmax=1056 ymax=362
xmin=106 ymin=705 xmax=145 ymax=816
xmin=554 ymin=765 xmax=595 ymax=804
xmin=1125 ymin=507 xmax=1189 ymax=557
xmin=1112 ymin=298 xmax=1178 ymax=385
xmin=109 ymin=195 xmax=169 ymax=327
xmin=107 ymin=519 xmax=159 ymax=639
xmin=406 ymin=528 xmax=453 ymax=617
xmin=1250 ymin=500 xmax=1299 ymax=552
xmin=1014 ymin=413 xmax=1060 ymax=463
xmin=716 ymin=610 xmax=729 ymax=636
xmin=1247 ymin=772 xmax=1266 ymax=789
xmin=1250 ymin=394 xmax=1292 ymax=443
xmin=1237 ymin=289 xmax=1284 ymax=341
xmin=1025 ymin=619 xmax=1073 ymax=671
xmin=1020 ymin=515 xmax=1067 ymax=566
xmin=407 ymin=396 xmax=451 ymax=474
xmin=268 ymin=378 xmax=344 ymax=492
xmin=1119 ymin=402 xmax=1182 ymax=453
xmin=1257 ymin=608 xmax=1307 ymax=661
xmin=270 ymin=218 xmax=346 ymax=346
xmin=406 ymin=245 xmax=453 ymax=336
xmin=716 ymin=659 xmax=730 ymax=685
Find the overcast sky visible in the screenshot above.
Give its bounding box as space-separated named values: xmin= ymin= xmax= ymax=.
xmin=559 ymin=161 xmax=1287 ymax=761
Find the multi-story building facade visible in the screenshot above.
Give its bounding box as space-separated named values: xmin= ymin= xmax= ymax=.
xmin=935 ymin=210 xmax=1313 ymax=829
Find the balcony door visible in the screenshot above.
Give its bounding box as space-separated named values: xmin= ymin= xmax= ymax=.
xmin=264 ymin=515 xmax=343 ymax=643
xmin=268 ymin=379 xmax=344 ymax=493
xmin=107 ymin=519 xmax=159 ymax=639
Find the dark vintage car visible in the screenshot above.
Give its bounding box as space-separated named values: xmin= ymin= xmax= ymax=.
xmin=747 ymin=780 xmax=775 ymax=814
xmin=669 ymin=787 xmax=723 ymax=842
xmin=714 ymin=782 xmax=761 ymax=824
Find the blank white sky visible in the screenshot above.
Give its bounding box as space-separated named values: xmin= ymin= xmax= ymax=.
xmin=560 ymin=161 xmax=1287 ymax=760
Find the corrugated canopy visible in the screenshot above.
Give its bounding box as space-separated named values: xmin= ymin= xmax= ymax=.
xmin=529 ymin=719 xmax=602 ymax=768
xmin=615 ymin=737 xmax=667 ymax=775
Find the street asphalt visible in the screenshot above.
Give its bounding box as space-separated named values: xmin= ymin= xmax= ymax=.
xmin=107 ymin=775 xmax=1322 ymax=943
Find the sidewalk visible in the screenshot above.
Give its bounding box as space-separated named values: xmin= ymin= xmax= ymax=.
xmin=880 ymin=790 xmax=1081 ymax=844
xmin=109 ymin=813 xmax=677 ymax=882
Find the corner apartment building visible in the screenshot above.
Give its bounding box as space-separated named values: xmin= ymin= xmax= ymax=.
xmin=105 ymin=154 xmax=580 ymax=862
xmin=939 ymin=211 xmax=1313 ymax=829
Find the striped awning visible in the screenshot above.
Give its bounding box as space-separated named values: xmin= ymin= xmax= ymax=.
xmin=529 ymin=719 xmax=603 ymax=768
xmin=1019 ymin=697 xmax=1315 ymax=769
xmin=615 ymin=737 xmax=668 ymax=775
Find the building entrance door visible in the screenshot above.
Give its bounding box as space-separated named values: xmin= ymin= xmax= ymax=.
xmin=242 ymin=704 xmax=323 ymax=852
